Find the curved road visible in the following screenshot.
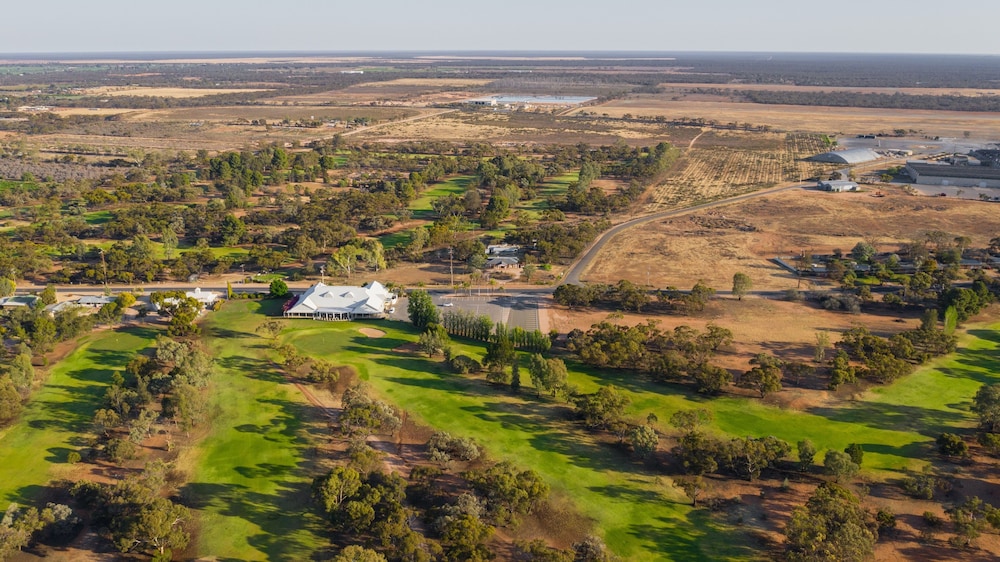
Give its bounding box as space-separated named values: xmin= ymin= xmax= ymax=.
xmin=561 ymin=183 xmax=807 ymax=286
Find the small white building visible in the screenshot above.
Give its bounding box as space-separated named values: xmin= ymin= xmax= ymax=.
xmin=486 ymin=244 xmax=520 ymax=256
xmin=185 ymin=288 xmax=220 ymax=307
xmin=283 ymin=281 xmax=396 ymax=321
xmin=817 ymin=180 xmax=859 ymax=192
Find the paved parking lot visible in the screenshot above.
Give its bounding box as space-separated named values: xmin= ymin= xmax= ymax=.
xmin=390 ymin=293 xmax=541 ymax=331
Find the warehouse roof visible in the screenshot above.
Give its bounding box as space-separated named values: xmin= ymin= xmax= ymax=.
xmin=808 ymin=148 xmax=880 ymax=164
xmin=906 ymin=162 xmax=1000 ymax=181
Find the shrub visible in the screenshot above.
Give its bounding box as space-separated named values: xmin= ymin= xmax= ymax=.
xmin=449 ymin=354 xmax=482 ymax=374
xmin=67 ymin=451 xmax=82 ymax=464
xmin=937 ymin=433 xmax=969 ymax=458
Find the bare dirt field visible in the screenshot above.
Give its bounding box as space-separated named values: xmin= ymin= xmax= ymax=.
xmin=585 ymin=186 xmax=1000 ymax=293
xmin=77 ymin=86 xmax=270 ymax=98
xmin=576 ymin=96 xmax=1000 ymax=139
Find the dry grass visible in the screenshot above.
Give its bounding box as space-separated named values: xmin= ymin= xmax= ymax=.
xmin=577 ymin=95 xmax=1000 ymax=138
xmin=586 ymin=187 xmax=1000 ymax=294
xmin=354 ymin=111 xmax=702 ymax=146
xmin=646 ymin=132 xmax=833 ymax=209
xmin=78 ymin=86 xmax=269 ymax=98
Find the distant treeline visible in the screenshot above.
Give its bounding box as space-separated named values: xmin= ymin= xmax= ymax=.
xmin=697 ymin=88 xmax=1000 ymax=113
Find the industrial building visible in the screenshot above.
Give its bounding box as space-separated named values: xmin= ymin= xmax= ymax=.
xmin=817 ymin=179 xmax=859 ymax=192
xmin=905 ymin=161 xmax=1000 ymax=188
xmin=808 ymin=148 xmax=881 ymax=165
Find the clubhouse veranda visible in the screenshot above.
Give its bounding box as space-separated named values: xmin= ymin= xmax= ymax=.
xmin=282 ymin=281 xmax=397 ymax=321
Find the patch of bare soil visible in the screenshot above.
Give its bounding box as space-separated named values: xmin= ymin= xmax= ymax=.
xmin=393 ymin=342 xmax=421 ymax=354
xmin=359 ymin=327 xmax=385 ymax=338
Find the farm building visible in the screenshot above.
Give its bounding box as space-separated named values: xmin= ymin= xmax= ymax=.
xmin=283 ymin=281 xmax=396 ymax=321
xmin=808 ymin=148 xmax=880 ymax=165
xmin=817 ymin=180 xmax=859 ymax=192
xmin=905 ymin=161 xmax=1000 ymax=188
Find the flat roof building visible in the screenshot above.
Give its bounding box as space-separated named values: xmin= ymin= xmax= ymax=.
xmin=905 ymin=161 xmax=1000 ymax=188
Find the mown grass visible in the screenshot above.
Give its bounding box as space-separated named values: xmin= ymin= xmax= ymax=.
xmin=279 ymin=320 xmax=752 ymax=561
xmin=180 ymin=300 xmax=329 ymax=561
xmin=409 ymin=175 xmax=475 ymax=219
xmin=517 ymin=171 xmax=579 ymax=218
xmin=0 ymin=327 xmax=156 ymax=506
xmin=270 ymin=316 xmax=1000 ymax=560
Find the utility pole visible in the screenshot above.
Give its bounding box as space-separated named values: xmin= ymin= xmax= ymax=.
xmin=99 ymin=248 xmax=109 ymax=295
xmin=449 ymin=247 xmax=454 ymax=289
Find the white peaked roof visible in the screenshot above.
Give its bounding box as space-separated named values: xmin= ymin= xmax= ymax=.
xmin=286 ymin=282 xmax=390 ymax=316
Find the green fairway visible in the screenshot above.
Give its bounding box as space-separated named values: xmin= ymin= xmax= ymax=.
xmin=0 ymin=327 xmax=156 ymax=505
xmin=518 ymin=171 xmax=579 ymax=217
xmin=267 ymin=316 xmax=1000 ymax=560
xmin=279 ymin=320 xmax=751 ymax=561
xmin=181 ymin=300 xmax=328 ymax=561
xmin=409 ymin=175 xmax=475 ymax=219
xmin=82 ymin=210 xmax=112 ymax=225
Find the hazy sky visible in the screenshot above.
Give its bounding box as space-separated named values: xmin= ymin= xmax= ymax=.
xmin=4 ymin=0 xmax=998 ymax=55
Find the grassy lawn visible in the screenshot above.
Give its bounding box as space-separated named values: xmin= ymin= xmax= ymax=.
xmin=83 ymin=210 xmax=112 ymax=225
xmin=179 ymin=300 xmax=328 ymax=561
xmin=0 ymin=327 xmax=157 ymax=505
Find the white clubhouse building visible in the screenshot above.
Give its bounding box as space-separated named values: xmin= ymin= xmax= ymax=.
xmin=283 ymin=281 xmax=396 ymax=321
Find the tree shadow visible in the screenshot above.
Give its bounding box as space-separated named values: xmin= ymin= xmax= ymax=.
xmin=807 ymin=401 xmax=967 ymax=438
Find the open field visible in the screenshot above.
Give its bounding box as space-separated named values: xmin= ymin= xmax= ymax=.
xmin=0 ymin=327 xmax=156 ymax=505
xmin=76 ymin=86 xmax=271 ymax=98
xmin=271 ymin=78 xmax=491 ymax=106
xmin=576 ymin=96 xmax=1000 ymax=139
xmin=586 ymin=186 xmax=1000 ymax=292
xmin=353 ymin=110 xmax=704 ymax=146
xmin=177 ymin=300 xmax=329 ymax=561
xmin=645 ymin=132 xmax=832 ymax=209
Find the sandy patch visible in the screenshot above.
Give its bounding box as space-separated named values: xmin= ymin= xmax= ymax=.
xmin=359 ymin=327 xmax=386 ymax=338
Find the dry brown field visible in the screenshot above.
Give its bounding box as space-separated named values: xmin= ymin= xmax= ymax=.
xmin=353 ymin=110 xmax=703 ymax=146
xmin=659 ymin=82 xmax=1000 ymax=97
xmin=645 ymin=132 xmax=834 ymax=209
xmin=77 ymin=86 xmax=270 ymax=98
xmin=575 ymin=96 xmax=1000 ymax=138
xmin=271 ymin=78 xmax=491 ymax=106
xmin=585 ymin=186 xmax=1000 ymax=294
